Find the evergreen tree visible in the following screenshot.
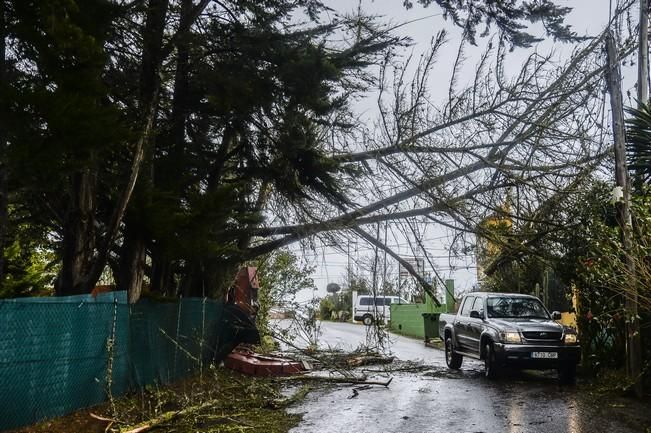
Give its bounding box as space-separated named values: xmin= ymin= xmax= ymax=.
xmin=404 ymin=0 xmax=579 ymax=47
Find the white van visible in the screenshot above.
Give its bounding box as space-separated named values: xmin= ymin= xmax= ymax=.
xmin=353 ymin=295 xmax=409 ymax=325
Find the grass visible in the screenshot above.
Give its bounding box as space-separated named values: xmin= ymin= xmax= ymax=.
xmin=9 ymin=367 xmax=306 ymax=433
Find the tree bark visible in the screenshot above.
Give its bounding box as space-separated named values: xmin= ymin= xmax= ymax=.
xmin=118 ymin=224 xmax=147 ymax=303
xmin=171 ymin=0 xmax=192 ymax=154
xmin=180 ymin=261 xmax=201 ymax=297
xmin=606 ymin=31 xmax=643 ymax=398
xmin=56 ymin=169 xmax=98 ymax=295
xmin=139 ymin=0 xmax=169 ymax=109
xmin=0 ymin=0 xmax=7 ymax=286
xmin=150 ymin=245 xmax=173 ymax=295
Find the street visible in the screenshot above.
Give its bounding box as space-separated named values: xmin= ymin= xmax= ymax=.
xmin=285 ymin=321 xmax=651 ymax=433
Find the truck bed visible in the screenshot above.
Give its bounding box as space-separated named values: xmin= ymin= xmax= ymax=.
xmin=438 ymin=312 xmax=456 ymax=340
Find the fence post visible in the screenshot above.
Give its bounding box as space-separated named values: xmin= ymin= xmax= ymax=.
xmin=106 ymin=297 xmax=118 ymax=414
xmin=173 ymin=295 xmax=182 ymax=378
xmin=200 ymin=296 xmax=206 ymax=382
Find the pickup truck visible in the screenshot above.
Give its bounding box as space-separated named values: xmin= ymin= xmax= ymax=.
xmin=439 ymin=292 xmax=580 ymax=383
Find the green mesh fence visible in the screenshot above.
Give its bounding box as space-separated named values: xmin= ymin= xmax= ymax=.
xmin=129 ymin=298 xmax=224 ymax=388
xmin=0 ymin=292 xmax=228 ymax=431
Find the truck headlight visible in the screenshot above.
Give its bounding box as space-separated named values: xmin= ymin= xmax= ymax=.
xmin=564 ymin=333 xmax=578 ymax=344
xmin=501 ymin=331 xmax=521 ymax=344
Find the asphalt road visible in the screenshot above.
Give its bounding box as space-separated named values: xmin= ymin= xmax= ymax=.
xmin=284 ymin=321 xmax=651 ymax=433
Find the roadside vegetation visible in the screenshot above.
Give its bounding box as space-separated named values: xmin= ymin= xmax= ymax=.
xmin=8 ymin=368 xmax=304 ymax=433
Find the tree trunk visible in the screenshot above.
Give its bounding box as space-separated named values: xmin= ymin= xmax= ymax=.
xmin=118 ymin=225 xmax=147 ymax=303
xmin=171 ymin=0 xmax=191 ymax=154
xmin=605 ymin=31 xmax=643 ymax=398
xmin=180 ymin=259 xmax=236 ymax=299
xmin=150 ymin=246 xmax=173 ymax=295
xmin=139 ymin=0 xmax=169 ymax=109
xmin=56 ymin=169 xmax=98 ymax=295
xmin=180 ymin=262 xmax=199 ymax=297
xmin=0 ymin=0 xmax=7 ymax=286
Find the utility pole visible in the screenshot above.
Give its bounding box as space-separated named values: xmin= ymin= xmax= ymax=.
xmin=639 ymin=0 xmax=649 ymax=106
xmin=347 ymin=238 xmax=351 ymax=290
xmin=382 ymin=221 xmax=388 ymax=298
xmin=605 ymin=31 xmax=643 ymax=398
xmin=635 ymin=0 xmax=650 ymax=193
xmin=371 ymin=222 xmax=380 ymax=296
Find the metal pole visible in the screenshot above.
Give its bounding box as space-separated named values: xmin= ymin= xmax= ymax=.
xmin=173 ymin=295 xmax=182 ymax=379
xmin=347 ymin=238 xmax=351 ymax=289
xmin=382 ymin=221 xmax=388 ymax=298
xmin=200 ymin=296 xmax=205 ymax=382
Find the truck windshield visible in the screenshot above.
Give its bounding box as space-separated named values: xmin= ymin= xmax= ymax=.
xmin=486 ymin=297 xmax=549 ymax=319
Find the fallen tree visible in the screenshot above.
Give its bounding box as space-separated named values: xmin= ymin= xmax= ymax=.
xmin=246 ymin=13 xmax=636 ymax=303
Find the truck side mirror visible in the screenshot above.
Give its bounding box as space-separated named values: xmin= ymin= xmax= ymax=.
xmin=470 ymin=310 xmax=481 ymax=319
xmin=552 ymin=311 xmax=562 ymax=320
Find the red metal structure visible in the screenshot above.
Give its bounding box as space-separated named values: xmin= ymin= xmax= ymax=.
xmin=226 ymin=266 xmax=260 ymax=316
xmin=222 ymin=266 xmax=308 ymax=377
xmin=224 ymin=347 xmax=305 ymax=376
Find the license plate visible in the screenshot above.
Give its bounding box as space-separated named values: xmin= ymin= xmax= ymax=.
xmin=531 ymin=352 xmax=558 ymax=359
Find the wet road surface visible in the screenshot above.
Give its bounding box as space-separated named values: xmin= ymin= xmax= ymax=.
xmin=285 ymin=321 xmax=651 ymax=433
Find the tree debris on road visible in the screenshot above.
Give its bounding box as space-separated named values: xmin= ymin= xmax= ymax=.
xmin=277 ymin=374 xmax=393 ymax=388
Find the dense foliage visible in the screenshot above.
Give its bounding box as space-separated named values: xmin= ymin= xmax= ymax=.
xmin=0 ymin=0 xmax=398 ymax=299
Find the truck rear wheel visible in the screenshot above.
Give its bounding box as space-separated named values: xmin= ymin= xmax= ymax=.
xmin=445 ymin=337 xmax=463 ymax=369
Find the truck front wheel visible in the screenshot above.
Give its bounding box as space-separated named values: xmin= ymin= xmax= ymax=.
xmin=484 ymin=342 xmax=501 ymax=379
xmin=445 ymin=337 xmax=463 ymax=369
xmin=558 ymin=364 xmax=576 ymax=384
